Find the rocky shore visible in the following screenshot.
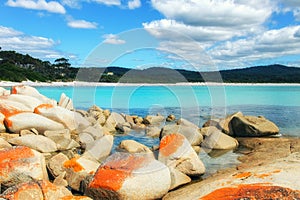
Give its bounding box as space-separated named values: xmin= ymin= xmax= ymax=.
xmin=0 ymin=85 xmax=299 ymax=199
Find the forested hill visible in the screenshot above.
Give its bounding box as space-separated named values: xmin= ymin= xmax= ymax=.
xmin=1 ymin=50 xmax=300 ymax=83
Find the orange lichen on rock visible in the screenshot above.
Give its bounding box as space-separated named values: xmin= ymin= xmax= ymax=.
xmin=200 ymin=184 xmax=300 ymax=200
xmin=59 ymin=196 xmax=91 ymax=200
xmin=233 ymin=171 xmax=252 ymax=179
xmin=63 ymin=157 xmax=84 ymax=172
xmin=0 ymin=146 xmax=34 ymax=177
xmin=38 ymin=180 xmax=59 ymax=193
xmin=254 ymin=169 xmax=282 ymax=179
xmin=89 ymin=154 xmax=148 ymax=191
xmin=159 ymin=133 xmax=185 ymax=157
xmin=0 ymin=105 xmax=23 ymax=118
xmin=11 ymin=86 xmax=18 ymax=94
xmin=0 ymin=181 xmax=43 ymax=200
xmin=34 ymin=104 xmax=54 ymax=114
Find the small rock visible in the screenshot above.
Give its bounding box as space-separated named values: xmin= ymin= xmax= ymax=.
xmin=47 ymin=153 xmax=69 ymax=177
xmin=38 ymin=180 xmax=72 ymax=199
xmin=161 ymin=124 xmax=203 ymax=146
xmin=218 ymin=111 xmax=243 ymax=135
xmin=58 ymin=93 xmax=74 ymax=110
xmin=119 ymin=140 xmax=152 ymax=154
xmin=0 ymin=138 xmax=11 ymax=149
xmin=5 ymin=112 xmax=65 ymax=134
xmin=230 ymin=115 xmax=280 ymax=137
xmin=146 ymin=126 xmax=161 ymax=137
xmin=166 ymin=114 xmax=176 ymax=122
xmin=53 ymin=172 xmax=68 ymax=187
xmin=81 ymin=124 xmax=104 ymax=140
xmin=8 ymin=134 xmax=58 ymax=153
xmin=169 ymin=167 xmax=191 ymax=190
xmin=85 ymin=152 xmax=171 ymax=200
xmin=176 ymin=118 xmax=199 ymax=129
xmin=104 ymin=112 xmax=125 ymax=132
xmin=82 ymin=135 xmax=114 ymax=161
xmin=124 ymin=115 xmax=134 ymax=123
xmin=64 ymin=156 xmax=100 ymax=191
xmin=201 ymin=126 xmax=239 ymax=150
xmin=0 ymin=146 xmax=48 ymax=188
xmin=159 ymin=133 xmax=205 ymax=176
xmin=134 ymin=116 xmax=143 ymax=124
xmin=0 ymin=181 xmax=43 ymax=200
xmin=143 ymin=115 xmax=165 ymax=125
xmin=78 ymin=132 xmax=95 ymax=148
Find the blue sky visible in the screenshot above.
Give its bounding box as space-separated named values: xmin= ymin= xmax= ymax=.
xmin=1 ymin=0 xmax=300 ymax=71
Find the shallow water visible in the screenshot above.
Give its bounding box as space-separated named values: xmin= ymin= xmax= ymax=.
xmin=35 ymin=85 xmax=300 ymax=175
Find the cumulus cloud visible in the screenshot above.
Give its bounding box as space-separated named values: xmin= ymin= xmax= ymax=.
xmin=0 ymin=25 xmax=63 ymax=60
xmin=103 ymin=34 xmax=126 ymax=44
xmin=151 ymin=0 xmax=273 ymax=27
xmin=6 ymin=0 xmax=66 ymax=14
xmin=61 ymin=0 xmax=81 ymax=8
xmin=128 ymin=0 xmax=141 ymax=9
xmin=208 ymin=26 xmax=300 ymax=67
xmin=67 ymin=19 xmax=98 ymax=29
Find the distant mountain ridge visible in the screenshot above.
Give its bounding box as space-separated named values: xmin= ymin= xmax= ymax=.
xmin=0 ymin=50 xmax=300 ymax=83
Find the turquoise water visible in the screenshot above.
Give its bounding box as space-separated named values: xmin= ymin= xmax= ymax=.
xmin=37 ymin=85 xmax=300 ymax=137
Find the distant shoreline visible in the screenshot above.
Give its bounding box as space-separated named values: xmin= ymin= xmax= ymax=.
xmin=1 ymin=80 xmax=300 ymax=87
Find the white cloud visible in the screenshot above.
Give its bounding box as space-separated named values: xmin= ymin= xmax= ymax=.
xmin=61 ymin=0 xmax=81 ymax=8
xmin=151 ymin=0 xmax=273 ymax=27
xmin=0 ymin=26 xmax=22 ymax=37
xmin=128 ymin=0 xmax=141 ymax=9
xmin=91 ymin=0 xmax=120 ymax=6
xmin=0 ymin=26 xmax=64 ymax=60
xmin=103 ymin=34 xmax=126 ymax=45
xmin=208 ymin=26 xmax=300 ymax=67
xmin=143 ymin=19 xmax=260 ymax=43
xmin=6 ymin=0 xmax=66 ymax=14
xmin=67 ymin=19 xmax=98 ymax=29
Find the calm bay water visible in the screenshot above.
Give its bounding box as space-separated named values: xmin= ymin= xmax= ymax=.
xmin=36 ymin=84 xmax=300 ymax=176
xmin=37 ymin=85 xmax=300 ymax=137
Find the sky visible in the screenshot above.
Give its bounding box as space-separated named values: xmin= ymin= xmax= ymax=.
xmin=1 ymin=0 xmax=300 ymax=71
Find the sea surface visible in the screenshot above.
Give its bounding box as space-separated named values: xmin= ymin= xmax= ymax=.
xmin=36 ymin=85 xmax=300 ymax=176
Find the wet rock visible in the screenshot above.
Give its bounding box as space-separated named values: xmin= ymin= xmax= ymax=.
xmin=4 ymin=112 xmax=65 ymax=134
xmin=166 ymin=114 xmax=176 ymax=122
xmin=47 ymin=153 xmax=69 ymax=177
xmin=201 ymin=126 xmax=239 ymax=150
xmin=116 ymin=122 xmax=131 ymax=133
xmin=8 ymin=134 xmax=58 ymax=153
xmin=64 ymin=156 xmax=100 ymax=191
xmin=159 ymin=133 xmax=205 ymax=176
xmin=230 ymin=115 xmax=279 ymax=137
xmin=218 ymin=111 xmax=244 ymax=135
xmin=85 ymin=152 xmax=171 ymax=200
xmin=82 ymin=135 xmax=113 ymax=161
xmin=119 ymin=140 xmax=152 ymax=154
xmin=0 ymin=146 xmax=48 ymax=188
xmin=161 ymin=124 xmax=203 ymax=146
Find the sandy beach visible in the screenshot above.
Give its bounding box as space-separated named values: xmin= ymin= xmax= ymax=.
xmin=1 ymin=80 xmax=300 ymax=87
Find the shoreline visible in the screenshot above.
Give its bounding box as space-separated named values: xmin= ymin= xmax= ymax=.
xmin=1 ymin=80 xmax=300 ymax=87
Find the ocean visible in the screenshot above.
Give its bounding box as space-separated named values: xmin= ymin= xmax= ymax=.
xmin=36 ymin=85 xmax=300 ymax=176
xmin=37 ymin=85 xmax=300 ymax=137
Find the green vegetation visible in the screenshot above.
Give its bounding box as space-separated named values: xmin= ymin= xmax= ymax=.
xmin=1 ymin=49 xmax=300 ymax=83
